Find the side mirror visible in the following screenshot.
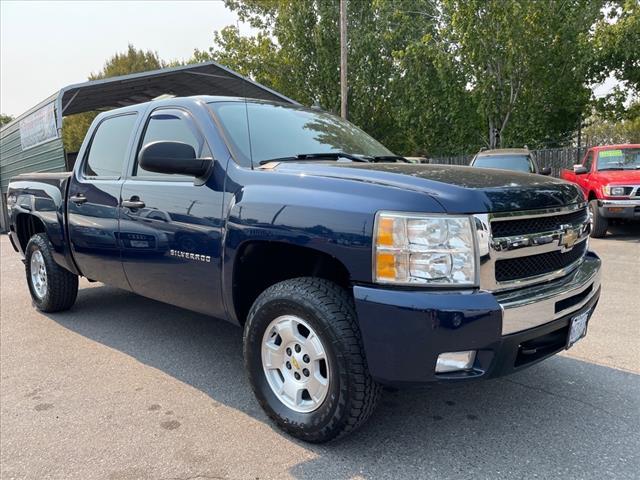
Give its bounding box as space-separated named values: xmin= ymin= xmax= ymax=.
xmin=573 ymin=164 xmax=588 ymax=174
xmin=138 ymin=141 xmax=212 ymax=177
xmin=540 ymin=167 xmax=552 ymax=176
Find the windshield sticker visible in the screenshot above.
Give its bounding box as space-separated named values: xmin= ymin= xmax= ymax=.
xmin=599 ymin=150 xmax=623 ymax=157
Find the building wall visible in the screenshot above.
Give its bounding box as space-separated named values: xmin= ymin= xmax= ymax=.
xmin=0 ymin=96 xmax=66 ymax=232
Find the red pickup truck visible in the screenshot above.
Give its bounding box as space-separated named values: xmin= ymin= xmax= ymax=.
xmin=561 ymin=144 xmax=640 ymax=237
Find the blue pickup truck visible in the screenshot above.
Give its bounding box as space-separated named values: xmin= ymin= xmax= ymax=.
xmin=6 ymin=96 xmax=601 ymax=442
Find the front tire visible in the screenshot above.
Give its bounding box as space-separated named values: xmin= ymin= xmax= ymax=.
xmin=25 ymin=233 xmax=78 ymax=312
xmin=243 ymin=277 xmax=380 ymax=442
xmin=589 ymin=200 xmax=608 ymax=238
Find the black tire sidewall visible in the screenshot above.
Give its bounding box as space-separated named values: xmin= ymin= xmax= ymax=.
xmin=245 ymin=295 xmax=351 ymax=441
xmin=25 ymin=235 xmax=52 ymax=309
xmin=589 ymin=200 xmax=608 ymax=237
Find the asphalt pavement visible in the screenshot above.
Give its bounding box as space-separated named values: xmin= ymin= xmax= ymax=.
xmin=1 ymin=225 xmax=639 ymax=480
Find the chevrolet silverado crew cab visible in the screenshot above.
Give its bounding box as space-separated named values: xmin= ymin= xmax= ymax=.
xmin=7 ymin=96 xmax=602 ymax=442
xmin=561 ymin=144 xmax=640 ymax=237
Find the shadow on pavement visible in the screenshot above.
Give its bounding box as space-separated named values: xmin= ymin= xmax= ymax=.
xmin=601 ymin=222 xmax=640 ymax=242
xmin=48 ymin=285 xmax=640 ymax=479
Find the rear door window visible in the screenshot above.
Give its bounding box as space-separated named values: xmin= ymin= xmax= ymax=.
xmin=83 ymin=114 xmax=137 ymax=178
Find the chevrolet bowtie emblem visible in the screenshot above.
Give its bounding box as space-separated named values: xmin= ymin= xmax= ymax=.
xmin=291 ymin=357 xmax=300 ymax=370
xmin=560 ymin=227 xmax=578 ymax=250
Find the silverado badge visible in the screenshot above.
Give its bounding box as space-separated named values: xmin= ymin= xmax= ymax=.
xmin=170 ymin=249 xmax=211 ymax=263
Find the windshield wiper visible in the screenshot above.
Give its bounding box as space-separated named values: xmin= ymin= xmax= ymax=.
xmin=370 ymin=155 xmax=410 ymax=163
xmin=598 ymin=167 xmax=624 ymax=171
xmin=259 ymin=152 xmax=371 ymax=165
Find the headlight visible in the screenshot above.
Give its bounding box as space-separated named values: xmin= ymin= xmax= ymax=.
xmin=374 ymin=212 xmax=476 ymax=286
xmin=602 ymin=185 xmax=626 ymax=196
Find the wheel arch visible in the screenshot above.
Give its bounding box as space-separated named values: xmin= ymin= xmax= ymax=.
xmin=229 ymin=240 xmax=352 ymax=325
xmin=13 ymin=210 xmax=80 ymax=275
xmin=15 ymin=213 xmax=47 ymax=252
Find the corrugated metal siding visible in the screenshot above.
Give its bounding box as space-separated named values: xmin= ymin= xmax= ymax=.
xmin=0 ymin=100 xmax=66 ymax=194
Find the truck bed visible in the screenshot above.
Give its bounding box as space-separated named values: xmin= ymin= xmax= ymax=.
xmin=7 ymin=171 xmax=77 ymax=274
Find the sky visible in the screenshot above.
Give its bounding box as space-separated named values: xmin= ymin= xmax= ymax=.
xmin=1 ymin=0 xmax=620 ymax=118
xmin=1 ymin=0 xmax=252 ymax=116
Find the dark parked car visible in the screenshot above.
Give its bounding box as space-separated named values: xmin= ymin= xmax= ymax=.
xmin=7 ymin=96 xmax=600 ymax=442
xmin=471 ymin=148 xmax=551 ymax=175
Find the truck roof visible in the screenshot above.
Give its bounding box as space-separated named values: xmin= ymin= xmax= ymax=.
xmin=589 ymin=144 xmax=640 ymax=151
xmin=91 ymin=95 xmax=301 ymax=119
xmin=476 ymin=148 xmax=530 ymax=156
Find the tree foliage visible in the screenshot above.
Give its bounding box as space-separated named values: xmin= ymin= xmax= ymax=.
xmin=197 ymin=0 xmax=485 ymax=155
xmin=59 ymin=2 xmax=639 ymax=158
xmin=593 ymin=1 xmax=640 ymax=93
xmin=439 ymin=0 xmax=602 ymax=148
xmin=591 ymin=0 xmax=640 ymax=120
xmin=62 ymin=45 xmax=165 ymax=152
xmin=0 ymin=113 xmax=14 ymax=128
xmin=196 ymin=0 xmax=616 ymax=154
xmin=583 ymin=101 xmax=640 ymax=144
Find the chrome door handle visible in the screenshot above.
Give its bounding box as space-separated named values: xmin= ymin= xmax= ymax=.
xmin=69 ymin=194 xmax=87 ymax=204
xmin=121 ymin=199 xmax=145 ymax=209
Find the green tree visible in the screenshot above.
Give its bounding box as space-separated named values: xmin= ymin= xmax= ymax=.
xmin=593 ymin=0 xmax=640 ymax=92
xmin=441 ymin=0 xmax=602 ymax=148
xmin=200 ymin=0 xmax=477 ymax=155
xmin=202 ymin=0 xmax=608 ymax=155
xmin=583 ymin=101 xmax=640 ymax=144
xmin=0 ymin=113 xmax=14 ymax=128
xmin=584 ymin=115 xmax=640 ymax=144
xmin=63 ymin=45 xmax=165 ymax=152
xmin=591 ymin=0 xmax=640 ymax=119
xmin=193 ymin=26 xmax=283 ymax=93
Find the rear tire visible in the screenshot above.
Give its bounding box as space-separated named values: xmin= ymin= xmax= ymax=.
xmin=589 ymin=200 xmax=608 ymax=238
xmin=243 ymin=277 xmax=380 ymax=442
xmin=25 ymin=233 xmax=78 ymax=312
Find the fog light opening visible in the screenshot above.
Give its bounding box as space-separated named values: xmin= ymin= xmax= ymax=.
xmin=435 ymin=351 xmax=477 ymax=373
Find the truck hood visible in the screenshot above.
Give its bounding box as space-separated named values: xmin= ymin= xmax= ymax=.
xmin=270 ymin=162 xmax=584 ymax=213
xmin=592 ymin=169 xmax=640 ymax=185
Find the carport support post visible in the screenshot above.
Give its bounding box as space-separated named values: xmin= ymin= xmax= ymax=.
xmin=340 ymin=0 xmax=348 ymax=120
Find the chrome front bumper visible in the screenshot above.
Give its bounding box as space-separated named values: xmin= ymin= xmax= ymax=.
xmin=496 ymin=252 xmax=601 ymax=335
xmin=599 ymin=199 xmax=640 ymax=206
xmin=598 ymin=199 xmax=640 ymax=219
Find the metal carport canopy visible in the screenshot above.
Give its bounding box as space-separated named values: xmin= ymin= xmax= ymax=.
xmin=55 ymin=60 xmax=298 ymax=125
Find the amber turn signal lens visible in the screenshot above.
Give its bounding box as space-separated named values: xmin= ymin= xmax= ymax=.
xmin=376 ymin=252 xmax=396 ymax=279
xmin=377 ymin=217 xmax=395 ymax=246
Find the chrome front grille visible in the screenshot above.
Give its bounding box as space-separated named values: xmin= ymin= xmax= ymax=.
xmin=494 ymin=240 xmax=587 ymax=282
xmin=473 ymin=203 xmax=590 ymax=292
xmin=491 ymin=208 xmax=587 ymax=237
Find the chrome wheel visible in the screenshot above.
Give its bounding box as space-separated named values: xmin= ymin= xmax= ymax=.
xmin=30 ymin=250 xmax=47 ymax=299
xmin=261 ymin=315 xmax=330 ymax=413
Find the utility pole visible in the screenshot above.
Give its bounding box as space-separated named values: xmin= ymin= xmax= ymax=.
xmin=340 ymin=0 xmax=348 ymax=120
xmin=577 ymin=114 xmax=582 ymax=163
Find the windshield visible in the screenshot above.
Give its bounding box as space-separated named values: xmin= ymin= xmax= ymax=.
xmin=472 ymin=155 xmax=534 ymax=173
xmin=209 ymin=101 xmax=393 ymax=165
xmin=597 ymin=148 xmax=640 ymax=170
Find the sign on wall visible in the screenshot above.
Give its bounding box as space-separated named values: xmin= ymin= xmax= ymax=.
xmin=19 ymin=103 xmax=58 ymax=150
